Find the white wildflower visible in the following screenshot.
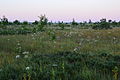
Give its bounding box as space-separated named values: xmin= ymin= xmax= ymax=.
xmin=24 ymin=55 xmax=28 ymax=58
xmin=113 ymin=37 xmax=116 ymax=40
xmin=0 ymin=69 xmax=2 ymax=72
xmin=22 ymin=51 xmax=29 ymax=55
xmin=52 ymin=64 xmax=58 ymax=67
xmin=32 ymin=37 xmax=35 ymax=40
xmin=17 ymin=43 xmax=20 ymax=46
xmin=74 ymin=48 xmax=77 ymax=52
xmin=18 ymin=46 xmax=21 ymax=49
xmin=54 ymin=41 xmax=56 ymax=43
xmin=97 ymin=36 xmax=100 ymax=39
xmin=16 ymin=55 xmax=20 ymax=58
xmin=67 ymin=34 xmax=70 ymax=37
xmin=26 ymin=67 xmax=30 ymax=70
xmin=94 ymin=40 xmax=98 ymax=42
xmin=87 ymin=39 xmax=90 ymax=42
xmin=79 ymin=42 xmax=82 ymax=45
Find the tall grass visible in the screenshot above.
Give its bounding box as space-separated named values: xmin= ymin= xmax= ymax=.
xmin=0 ymin=27 xmax=120 ymax=79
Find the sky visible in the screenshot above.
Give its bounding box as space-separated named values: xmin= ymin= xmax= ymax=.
xmin=0 ymin=0 xmax=120 ymax=22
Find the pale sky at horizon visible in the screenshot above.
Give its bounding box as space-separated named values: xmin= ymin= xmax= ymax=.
xmin=0 ymin=0 xmax=120 ymax=22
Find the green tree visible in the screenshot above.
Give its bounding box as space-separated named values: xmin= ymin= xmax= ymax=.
xmin=32 ymin=20 xmax=38 ymax=25
xmin=112 ymin=21 xmax=118 ymax=27
xmin=22 ymin=21 xmax=29 ymax=25
xmin=48 ymin=21 xmax=53 ymax=25
xmin=58 ymin=21 xmax=65 ymax=30
xmin=37 ymin=14 xmax=48 ymax=31
xmin=108 ymin=20 xmax=112 ymax=23
xmin=100 ymin=18 xmax=111 ymax=29
xmin=92 ymin=18 xmax=111 ymax=29
xmin=88 ymin=19 xmax=92 ymax=24
xmin=0 ymin=16 xmax=9 ymax=25
xmin=72 ymin=18 xmax=78 ymax=26
xmin=13 ymin=20 xmax=21 ymax=25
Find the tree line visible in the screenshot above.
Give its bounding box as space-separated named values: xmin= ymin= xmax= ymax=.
xmin=0 ymin=15 xmax=120 ymax=30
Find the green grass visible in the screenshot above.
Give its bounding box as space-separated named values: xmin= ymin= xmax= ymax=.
xmin=0 ymin=27 xmax=120 ymax=80
xmin=1 ymin=28 xmax=120 ymax=54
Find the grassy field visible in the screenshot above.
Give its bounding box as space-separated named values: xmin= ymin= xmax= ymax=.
xmin=0 ymin=27 xmax=120 ymax=80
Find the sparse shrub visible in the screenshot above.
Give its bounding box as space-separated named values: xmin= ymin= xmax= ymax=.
xmin=47 ymin=30 xmax=56 ymax=40
xmin=37 ymin=14 xmax=48 ymax=31
xmin=0 ymin=50 xmax=119 ymax=80
xmin=0 ymin=16 xmax=9 ymax=25
xmin=48 ymin=21 xmax=53 ymax=26
xmin=92 ymin=18 xmax=112 ymax=29
xmin=58 ymin=21 xmax=65 ymax=30
xmin=112 ymin=21 xmax=118 ymax=27
xmin=32 ymin=20 xmax=39 ymax=25
xmin=72 ymin=18 xmax=78 ymax=26
xmin=13 ymin=20 xmax=21 ymax=25
xmin=22 ymin=21 xmax=29 ymax=25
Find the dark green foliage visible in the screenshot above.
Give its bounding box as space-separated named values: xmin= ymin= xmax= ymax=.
xmin=32 ymin=20 xmax=39 ymax=25
xmin=112 ymin=21 xmax=118 ymax=27
xmin=37 ymin=15 xmax=48 ymax=31
xmin=0 ymin=16 xmax=9 ymax=25
xmin=0 ymin=51 xmax=119 ymax=80
xmin=22 ymin=21 xmax=29 ymax=25
xmin=92 ymin=19 xmax=112 ymax=29
xmin=88 ymin=19 xmax=92 ymax=24
xmin=8 ymin=22 xmax=13 ymax=25
xmin=47 ymin=30 xmax=56 ymax=40
xmin=72 ymin=18 xmax=78 ymax=26
xmin=58 ymin=21 xmax=65 ymax=30
xmin=48 ymin=21 xmax=53 ymax=25
xmin=108 ymin=20 xmax=112 ymax=23
xmin=0 ymin=27 xmax=32 ymax=35
xmin=13 ymin=20 xmax=21 ymax=25
xmin=0 ymin=24 xmax=6 ymax=29
xmin=37 ymin=24 xmax=44 ymax=31
xmin=38 ymin=15 xmax=48 ymax=26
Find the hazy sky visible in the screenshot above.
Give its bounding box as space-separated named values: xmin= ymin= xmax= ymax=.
xmin=0 ymin=0 xmax=120 ymax=22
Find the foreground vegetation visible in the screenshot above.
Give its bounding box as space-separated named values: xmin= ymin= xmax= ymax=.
xmin=0 ymin=16 xmax=120 ymax=80
xmin=0 ymin=28 xmax=120 ymax=80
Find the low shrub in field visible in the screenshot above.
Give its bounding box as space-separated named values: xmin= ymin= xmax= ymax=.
xmin=92 ymin=19 xmax=112 ymax=30
xmin=0 ymin=51 xmax=119 ymax=80
xmin=0 ymin=27 xmax=33 ymax=35
xmin=92 ymin=23 xmax=112 ymax=30
xmin=58 ymin=21 xmax=65 ymax=30
xmin=47 ymin=30 xmax=56 ymax=41
xmin=37 ymin=15 xmax=48 ymax=31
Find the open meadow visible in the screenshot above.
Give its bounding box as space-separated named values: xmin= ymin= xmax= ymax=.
xmin=0 ymin=25 xmax=120 ymax=80
xmin=1 ymin=0 xmax=120 ymax=79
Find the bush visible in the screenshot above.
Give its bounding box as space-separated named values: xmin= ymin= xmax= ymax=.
xmin=0 ymin=27 xmax=32 ymax=35
xmin=22 ymin=21 xmax=29 ymax=25
xmin=13 ymin=20 xmax=21 ymax=25
xmin=72 ymin=18 xmax=78 ymax=26
xmin=58 ymin=21 xmax=65 ymax=30
xmin=0 ymin=16 xmax=9 ymax=25
xmin=92 ymin=19 xmax=112 ymax=30
xmin=37 ymin=15 xmax=48 ymax=31
xmin=0 ymin=51 xmax=119 ymax=80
